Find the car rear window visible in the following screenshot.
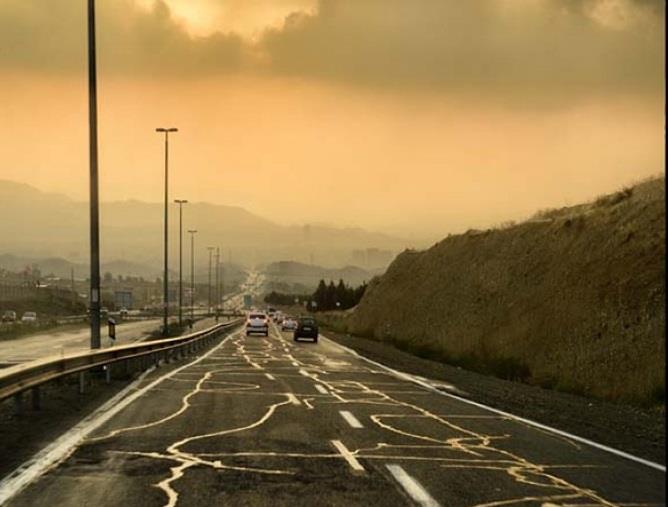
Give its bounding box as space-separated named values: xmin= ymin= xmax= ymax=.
xmin=300 ymin=318 xmax=315 ymax=325
xmin=249 ymin=314 xmax=266 ymax=319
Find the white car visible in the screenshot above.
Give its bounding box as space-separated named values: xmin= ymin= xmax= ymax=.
xmin=21 ymin=311 xmax=37 ymax=323
xmin=281 ymin=318 xmax=297 ymax=331
xmin=246 ymin=312 xmax=269 ymax=336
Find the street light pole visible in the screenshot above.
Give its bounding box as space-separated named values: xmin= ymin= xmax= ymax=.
xmin=207 ymin=246 xmax=214 ymax=315
xmin=215 ymin=247 xmax=220 ymax=320
xmin=188 ymin=230 xmax=198 ymax=326
xmin=174 ymin=199 xmax=188 ymax=327
xmin=87 ymin=0 xmax=101 ymax=349
xmin=156 ymin=127 xmax=178 ymax=336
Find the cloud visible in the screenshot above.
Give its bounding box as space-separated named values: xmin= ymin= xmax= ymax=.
xmin=0 ymin=0 xmax=244 ymax=75
xmin=259 ymin=0 xmax=664 ymax=98
xmin=0 ymin=0 xmax=663 ymax=100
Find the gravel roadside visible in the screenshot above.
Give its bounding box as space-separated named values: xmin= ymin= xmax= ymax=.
xmin=324 ymin=328 xmax=665 ymax=465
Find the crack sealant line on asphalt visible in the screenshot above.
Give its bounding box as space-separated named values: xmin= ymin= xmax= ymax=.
xmin=320 ymin=335 xmax=667 ymax=473
xmin=0 ymin=327 xmax=243 ymax=507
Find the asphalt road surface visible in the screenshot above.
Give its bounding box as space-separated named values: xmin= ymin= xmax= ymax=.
xmin=6 ymin=324 xmax=665 ymax=506
xmin=0 ymin=319 xmax=163 ymax=364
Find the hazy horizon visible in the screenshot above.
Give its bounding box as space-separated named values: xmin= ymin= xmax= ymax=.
xmin=0 ymin=0 xmax=664 ymax=240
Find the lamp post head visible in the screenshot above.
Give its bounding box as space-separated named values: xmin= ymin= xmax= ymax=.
xmin=188 ymin=229 xmax=198 ymax=234
xmin=156 ymin=127 xmax=178 ymax=133
xmin=174 ymin=199 xmax=188 ymax=204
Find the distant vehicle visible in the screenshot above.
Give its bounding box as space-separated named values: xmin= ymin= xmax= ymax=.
xmin=119 ymin=307 xmax=129 ymax=318
xmin=267 ymin=307 xmax=276 ymax=319
xmin=21 ymin=311 xmax=37 ymax=323
xmin=100 ymin=307 xmax=109 ymax=316
xmin=294 ymin=316 xmax=318 ymax=343
xmin=246 ymin=312 xmax=269 ymax=336
xmin=1 ymin=310 xmax=17 ymax=323
xmin=281 ymin=317 xmax=297 ymax=331
xmin=274 ymin=312 xmax=284 ymax=324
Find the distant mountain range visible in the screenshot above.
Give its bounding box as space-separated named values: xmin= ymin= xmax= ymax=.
xmin=0 ymin=179 xmax=411 ymax=271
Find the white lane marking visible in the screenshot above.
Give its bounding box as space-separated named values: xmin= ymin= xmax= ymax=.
xmin=298 ymin=369 xmax=310 ymax=377
xmin=265 ymin=373 xmax=276 ymax=381
xmin=286 ymin=393 xmax=301 ymax=406
xmin=0 ymin=328 xmax=242 ymax=505
xmin=331 ymin=440 xmax=365 ymax=473
xmin=339 ymin=410 xmax=364 ymax=429
xmin=314 ymin=384 xmax=329 ymax=395
xmin=386 ymin=464 xmax=440 ymax=507
xmin=322 ymin=335 xmax=667 ymax=473
xmin=291 ymin=361 xmax=299 ymax=367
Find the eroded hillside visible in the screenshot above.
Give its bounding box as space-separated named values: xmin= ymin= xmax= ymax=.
xmin=347 ymin=178 xmax=665 ymax=404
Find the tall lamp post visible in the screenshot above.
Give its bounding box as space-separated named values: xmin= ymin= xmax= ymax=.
xmin=174 ymin=199 xmax=188 ymax=326
xmin=87 ymin=0 xmax=101 ymax=349
xmin=214 ymin=247 xmax=220 ymax=320
xmin=207 ymin=246 xmax=215 ymax=315
xmin=156 ymin=127 xmax=178 ymax=336
xmin=188 ymin=230 xmax=198 ymax=327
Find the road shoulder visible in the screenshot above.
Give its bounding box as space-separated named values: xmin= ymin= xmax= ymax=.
xmin=323 ymin=329 xmax=665 ymax=465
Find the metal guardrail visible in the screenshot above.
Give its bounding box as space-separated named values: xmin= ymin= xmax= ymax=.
xmin=0 ymin=319 xmax=243 ymax=404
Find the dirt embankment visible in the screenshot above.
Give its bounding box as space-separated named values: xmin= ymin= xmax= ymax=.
xmin=346 ymin=178 xmax=665 ymax=405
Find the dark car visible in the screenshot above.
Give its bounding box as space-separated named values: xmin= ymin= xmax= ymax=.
xmin=294 ymin=316 xmax=318 ymax=343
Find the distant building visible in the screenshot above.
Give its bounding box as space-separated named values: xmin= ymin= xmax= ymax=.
xmin=114 ymin=290 xmax=134 ymax=309
xmin=351 ymin=248 xmax=395 ymax=268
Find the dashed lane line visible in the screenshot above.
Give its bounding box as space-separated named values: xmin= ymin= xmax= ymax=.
xmin=331 ymin=440 xmax=365 ymax=473
xmin=265 ymin=373 xmax=276 ymax=381
xmin=386 ymin=464 xmax=440 ymax=507
xmin=339 ymin=410 xmax=364 ymax=429
xmin=286 ymin=393 xmax=302 ymax=406
xmin=314 ymin=384 xmax=329 ymax=395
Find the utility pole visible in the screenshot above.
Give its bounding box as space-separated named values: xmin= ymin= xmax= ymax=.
xmin=188 ymin=230 xmax=197 ymax=327
xmin=214 ymin=248 xmax=220 ymax=321
xmin=207 ymin=247 xmax=214 ymax=315
xmin=71 ymin=268 xmax=76 ymax=309
xmin=174 ymin=199 xmax=188 ymax=327
xmin=87 ymin=0 xmax=101 ymax=349
xmin=156 ymin=127 xmax=178 ymax=336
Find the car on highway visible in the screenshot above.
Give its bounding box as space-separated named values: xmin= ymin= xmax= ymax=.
xmin=281 ymin=317 xmax=297 ymax=331
xmin=119 ymin=307 xmax=129 ymax=318
xmin=294 ymin=316 xmax=318 ymax=343
xmin=20 ymin=311 xmax=37 ymax=324
xmin=1 ymin=310 xmax=17 ymax=323
xmin=246 ymin=312 xmax=269 ymax=336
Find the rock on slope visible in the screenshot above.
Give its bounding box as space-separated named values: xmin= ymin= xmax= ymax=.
xmin=347 ymin=177 xmax=665 ymax=404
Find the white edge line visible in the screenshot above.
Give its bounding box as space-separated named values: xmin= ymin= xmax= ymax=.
xmin=339 ymin=410 xmax=364 ymax=429
xmin=0 ymin=329 xmax=241 ymax=506
xmin=321 ymin=335 xmax=667 ymax=473
xmin=331 ymin=440 xmax=365 ymax=472
xmin=287 ymin=393 xmax=301 ymax=406
xmin=386 ymin=464 xmax=440 ymax=507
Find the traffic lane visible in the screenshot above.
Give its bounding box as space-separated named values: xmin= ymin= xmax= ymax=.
xmin=0 ymin=319 xmax=162 ymax=363
xmin=8 ymin=329 xmax=405 ymax=507
xmin=7 ymin=327 xmax=665 ymax=506
xmin=276 ymin=330 xmax=665 ymax=506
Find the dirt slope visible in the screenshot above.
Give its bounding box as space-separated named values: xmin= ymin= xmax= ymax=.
xmin=347 ymin=178 xmax=665 ymax=404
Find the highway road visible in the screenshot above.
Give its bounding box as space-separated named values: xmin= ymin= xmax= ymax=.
xmin=4 ymin=324 xmax=664 ymax=506
xmin=0 ymin=319 xmax=164 ymax=365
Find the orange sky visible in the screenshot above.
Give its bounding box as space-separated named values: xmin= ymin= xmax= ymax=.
xmin=0 ymin=0 xmax=664 ymax=239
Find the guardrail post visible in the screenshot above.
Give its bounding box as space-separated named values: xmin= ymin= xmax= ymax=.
xmin=31 ymin=387 xmax=41 ymax=410
xmin=79 ymin=372 xmax=86 ymax=394
xmin=154 ymin=353 xmax=160 ymax=368
xmin=14 ymin=393 xmax=23 ymax=416
xmin=105 ymin=365 xmax=111 ymax=384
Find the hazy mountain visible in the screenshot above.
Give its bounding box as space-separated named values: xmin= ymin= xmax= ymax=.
xmin=0 ymin=179 xmax=410 ymax=270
